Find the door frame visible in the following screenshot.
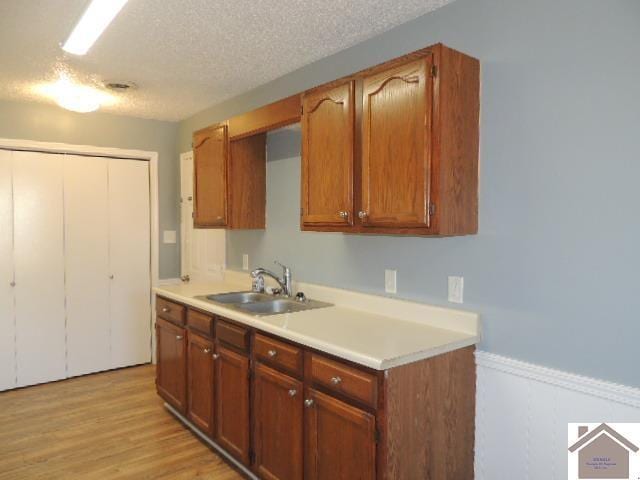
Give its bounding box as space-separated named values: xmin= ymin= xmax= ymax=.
xmin=0 ymin=137 xmax=159 ymax=361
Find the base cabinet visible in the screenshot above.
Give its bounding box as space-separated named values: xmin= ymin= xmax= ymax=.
xmin=187 ymin=333 xmax=215 ymax=436
xmin=304 ymin=388 xmax=376 ymax=480
xmin=155 ymin=296 xmax=475 ymax=480
xmin=215 ymin=345 xmax=251 ymax=464
xmin=156 ymin=318 xmax=187 ymax=414
xmin=254 ymin=363 xmax=304 ymax=480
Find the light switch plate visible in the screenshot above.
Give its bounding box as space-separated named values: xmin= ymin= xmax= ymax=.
xmin=242 ymin=254 xmax=249 ymax=271
xmin=163 ymin=230 xmax=177 ymax=244
xmin=385 ymin=269 xmax=397 ymax=294
xmin=448 ymin=276 xmax=464 ymax=304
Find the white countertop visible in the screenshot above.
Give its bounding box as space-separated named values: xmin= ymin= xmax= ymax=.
xmin=153 ymin=274 xmax=480 ymax=371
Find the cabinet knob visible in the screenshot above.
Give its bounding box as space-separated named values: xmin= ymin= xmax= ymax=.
xmin=288 ymin=389 xmax=297 ymax=397
xmin=267 ymin=349 xmax=277 ymax=358
xmin=162 ymin=307 xmax=170 ymax=313
xmin=203 ymin=348 xmax=211 ymax=354
xmin=304 ymin=399 xmax=314 ymax=408
xmin=212 ymin=353 xmax=220 ymax=360
xmin=338 ymin=211 xmax=349 ymax=219
xmin=358 ymin=211 xmax=368 ymax=219
xmin=109 ymin=274 xmax=114 ymax=280
xmin=176 ymin=335 xmax=183 ymax=340
xmin=9 ymin=281 xmax=15 ymax=287
xmin=330 ymin=376 xmax=342 ymax=385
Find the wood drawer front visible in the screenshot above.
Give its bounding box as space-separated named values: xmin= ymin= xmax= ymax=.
xmin=255 ymin=334 xmax=303 ymax=375
xmin=156 ymin=297 xmax=185 ymax=325
xmin=310 ymin=354 xmax=377 ymax=408
xmin=187 ymin=309 xmax=214 ymax=337
xmin=215 ymin=319 xmax=249 ymax=352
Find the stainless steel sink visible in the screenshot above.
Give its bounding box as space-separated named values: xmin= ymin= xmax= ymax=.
xmin=196 ymin=291 xmax=332 ymax=316
xmin=235 ymin=298 xmax=331 ymax=316
xmin=206 ymin=291 xmax=273 ymax=304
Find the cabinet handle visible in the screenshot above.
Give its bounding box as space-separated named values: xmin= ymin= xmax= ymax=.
xmin=267 ymin=349 xmax=277 ymax=358
xmin=109 ymin=274 xmax=115 ymax=280
xmin=212 ymin=353 xmax=220 ymax=360
xmin=288 ymin=389 xmax=297 ymax=397
xmin=338 ymin=211 xmax=348 ymax=219
xmin=176 ymin=335 xmax=183 ymax=340
xmin=358 ymin=211 xmax=368 ymax=219
xmin=330 ymin=376 xmax=342 ymax=385
xmin=9 ymin=281 xmax=15 ymax=287
xmin=162 ymin=307 xmax=170 ymax=313
xmin=203 ymin=348 xmax=211 ymax=354
xmin=304 ymin=399 xmax=314 ymax=408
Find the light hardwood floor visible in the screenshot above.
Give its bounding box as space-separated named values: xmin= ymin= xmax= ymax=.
xmin=0 ymin=365 xmax=244 ymax=479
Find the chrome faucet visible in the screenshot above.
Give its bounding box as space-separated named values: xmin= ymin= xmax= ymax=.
xmin=250 ymin=261 xmax=292 ymax=297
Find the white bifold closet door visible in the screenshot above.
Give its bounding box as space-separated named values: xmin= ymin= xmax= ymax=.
xmin=64 ymin=155 xmax=111 ymax=377
xmin=0 ymin=150 xmax=16 ymax=391
xmin=108 ymin=158 xmax=151 ymax=369
xmin=13 ymin=151 xmax=67 ymax=387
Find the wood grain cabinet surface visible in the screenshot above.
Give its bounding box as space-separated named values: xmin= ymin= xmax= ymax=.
xmin=301 ymin=81 xmax=355 ymax=227
xmin=253 ymin=363 xmax=304 ymax=480
xmin=215 ymin=345 xmax=251 ymax=464
xmin=193 ymin=123 xmax=266 ymax=229
xmin=301 ymin=43 xmax=480 ymax=236
xmin=187 ymin=332 xmax=215 ymax=436
xmin=155 ymin=317 xmax=187 ymax=414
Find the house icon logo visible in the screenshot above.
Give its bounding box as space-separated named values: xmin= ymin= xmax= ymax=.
xmin=568 ymin=423 xmax=640 ymax=479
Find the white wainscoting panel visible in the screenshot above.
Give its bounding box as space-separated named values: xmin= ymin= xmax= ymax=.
xmin=475 ymin=351 xmax=640 ymax=480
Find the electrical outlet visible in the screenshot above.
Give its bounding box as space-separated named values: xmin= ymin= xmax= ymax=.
xmin=242 ymin=254 xmax=249 ymax=271
xmin=385 ymin=269 xmax=397 ymax=294
xmin=448 ymin=276 xmax=464 ymax=304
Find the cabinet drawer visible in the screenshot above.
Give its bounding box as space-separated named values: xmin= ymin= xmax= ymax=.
xmin=255 ymin=334 xmax=303 ymax=376
xmin=310 ymin=354 xmax=378 ymax=408
xmin=215 ymin=319 xmax=249 ymax=352
xmin=156 ymin=297 xmax=185 ymax=325
xmin=187 ymin=309 xmax=214 ymax=337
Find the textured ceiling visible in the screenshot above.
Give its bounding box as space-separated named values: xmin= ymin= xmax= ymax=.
xmin=0 ymin=0 xmax=453 ymax=121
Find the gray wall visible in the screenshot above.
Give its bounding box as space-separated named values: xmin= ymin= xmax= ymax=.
xmin=0 ymin=99 xmax=180 ymax=278
xmin=181 ymin=0 xmax=640 ymax=387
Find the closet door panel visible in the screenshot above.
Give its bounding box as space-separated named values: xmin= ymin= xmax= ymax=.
xmin=0 ymin=151 xmax=16 ymax=391
xmin=13 ymin=151 xmax=66 ymax=387
xmin=108 ymin=159 xmax=151 ymax=368
xmin=64 ymin=155 xmax=110 ymax=377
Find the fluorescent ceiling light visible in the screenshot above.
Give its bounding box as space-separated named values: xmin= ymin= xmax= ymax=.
xmin=62 ymin=0 xmax=129 ymax=55
xmin=36 ymin=74 xmax=115 ymax=113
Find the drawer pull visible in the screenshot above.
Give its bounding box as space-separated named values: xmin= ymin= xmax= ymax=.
xmin=288 ymin=389 xmax=297 ymax=397
xmin=212 ymin=353 xmax=220 ymax=360
xmin=304 ymin=399 xmax=314 ymax=408
xmin=203 ymin=348 xmax=211 ymax=354
xmin=176 ymin=335 xmax=183 ymax=340
xmin=162 ymin=307 xmax=170 ymax=313
xmin=330 ymin=376 xmax=342 ymax=385
xmin=267 ymin=349 xmax=278 ymax=358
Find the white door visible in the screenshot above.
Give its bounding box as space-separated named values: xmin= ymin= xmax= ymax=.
xmin=13 ymin=151 xmax=66 ymax=387
xmin=180 ymin=151 xmax=225 ymax=281
xmin=64 ymin=155 xmax=111 ymax=377
xmin=108 ymin=158 xmax=151 ymax=368
xmin=0 ymin=150 xmax=16 ymax=391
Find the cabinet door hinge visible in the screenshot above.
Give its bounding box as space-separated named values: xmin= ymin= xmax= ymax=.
xmin=248 ymin=369 xmax=253 ymax=381
xmin=428 ymin=202 xmax=436 ymax=216
xmin=300 ymin=105 xmax=304 ymax=115
xmin=192 ymin=211 xmax=195 ymax=219
xmin=374 ymin=429 xmax=381 ymax=443
xmin=300 ymin=207 xmax=304 ymax=216
xmin=431 ymin=65 xmax=438 ymax=78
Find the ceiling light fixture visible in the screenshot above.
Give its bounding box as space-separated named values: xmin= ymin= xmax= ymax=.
xmin=37 ymin=74 xmax=114 ymax=113
xmin=62 ymin=0 xmax=130 ymax=56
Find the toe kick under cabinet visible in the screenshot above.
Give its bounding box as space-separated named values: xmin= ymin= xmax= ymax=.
xmin=155 ymin=295 xmax=476 ymax=480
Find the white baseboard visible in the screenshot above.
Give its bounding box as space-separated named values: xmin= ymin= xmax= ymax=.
xmin=475 ymin=351 xmax=640 ymax=480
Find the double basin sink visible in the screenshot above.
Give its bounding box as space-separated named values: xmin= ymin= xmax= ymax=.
xmin=196 ymin=291 xmax=332 ymax=317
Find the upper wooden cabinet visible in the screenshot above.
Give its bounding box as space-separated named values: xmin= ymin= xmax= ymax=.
xmin=302 ymin=43 xmax=479 ymax=236
xmin=193 ymin=124 xmax=228 ymax=227
xmin=193 ymin=124 xmax=266 ymax=229
xmin=361 ymin=58 xmax=432 ymax=228
xmin=301 ymin=81 xmax=355 ymax=226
